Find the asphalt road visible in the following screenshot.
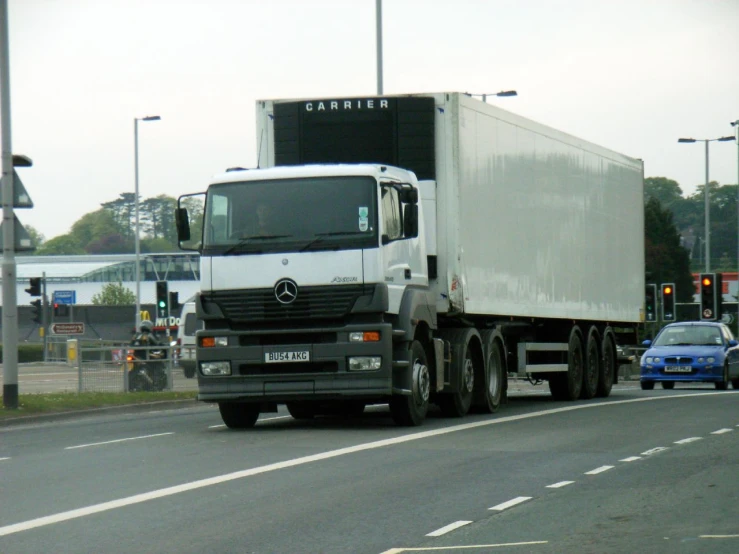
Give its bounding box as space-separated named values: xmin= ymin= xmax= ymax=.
xmin=0 ymin=384 xmax=737 ymax=554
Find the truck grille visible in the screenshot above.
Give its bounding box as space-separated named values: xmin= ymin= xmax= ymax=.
xmin=239 ymin=362 xmax=338 ymax=375
xmin=206 ymin=285 xmax=367 ymax=323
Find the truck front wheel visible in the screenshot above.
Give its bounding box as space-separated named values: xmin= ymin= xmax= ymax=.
xmin=218 ymin=402 xmax=260 ymax=429
xmin=390 ymin=340 xmax=430 ymax=426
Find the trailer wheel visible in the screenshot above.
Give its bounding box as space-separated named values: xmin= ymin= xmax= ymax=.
xmin=390 ymin=340 xmax=430 ymax=426
xmin=596 ymin=334 xmax=615 ymax=398
xmin=472 ymin=331 xmax=504 ymax=413
xmin=218 ymin=402 xmax=260 ymax=429
xmin=581 ymin=330 xmax=600 ymax=400
xmin=286 ymin=402 xmax=317 ymax=420
xmin=549 ymin=330 xmax=583 ymax=401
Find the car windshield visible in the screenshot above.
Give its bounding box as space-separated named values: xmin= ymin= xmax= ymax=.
xmin=653 ymin=325 xmax=723 ymax=347
xmin=201 ymin=175 xmax=377 ymax=255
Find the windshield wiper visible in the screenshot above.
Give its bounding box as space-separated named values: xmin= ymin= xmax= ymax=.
xmin=299 ymin=231 xmax=365 ymax=252
xmin=222 ymin=234 xmax=292 ymax=255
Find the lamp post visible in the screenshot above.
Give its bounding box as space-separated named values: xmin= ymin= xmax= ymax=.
xmin=134 ymin=115 xmax=161 ymax=332
xmin=465 ymin=90 xmax=518 ymax=102
xmin=732 ymin=119 xmax=739 ymax=332
xmin=677 ymin=135 xmax=736 ymax=272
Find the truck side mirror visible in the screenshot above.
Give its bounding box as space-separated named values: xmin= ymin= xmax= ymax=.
xmin=175 ymin=208 xmax=191 ymax=242
xmin=403 ymin=204 xmax=418 ymax=238
xmin=400 ymin=188 xmax=418 ymax=204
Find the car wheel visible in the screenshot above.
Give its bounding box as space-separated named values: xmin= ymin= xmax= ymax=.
xmin=640 ymin=381 xmax=655 ymax=390
xmin=715 ymin=364 xmax=729 ymax=390
xmin=661 ymin=381 xmax=675 ymax=390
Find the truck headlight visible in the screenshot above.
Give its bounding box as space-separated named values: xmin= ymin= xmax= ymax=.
xmin=200 ymin=361 xmax=231 ymax=375
xmin=349 ymin=332 xmax=381 ymax=343
xmin=348 ymin=356 xmax=382 ymax=371
xmin=200 ymin=336 xmax=228 ymax=347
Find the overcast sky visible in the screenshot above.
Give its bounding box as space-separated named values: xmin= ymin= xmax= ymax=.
xmin=4 ymin=0 xmax=739 ymax=241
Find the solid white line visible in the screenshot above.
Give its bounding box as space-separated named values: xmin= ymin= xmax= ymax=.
xmin=641 ymin=446 xmax=669 ymax=456
xmin=425 ymin=521 xmax=473 ymax=537
xmin=699 ymin=534 xmax=739 ymax=539
xmin=379 ymin=541 xmax=549 ymax=553
xmin=674 ymin=437 xmax=703 ymax=444
xmin=620 ymin=456 xmax=642 ymax=462
xmin=711 ymin=428 xmax=733 ymax=435
xmin=584 ymin=465 xmax=614 ymax=475
xmin=1 ymin=391 xmax=735 ymax=537
xmin=489 ymin=497 xmax=532 ymax=511
xmin=64 ymin=432 xmax=174 ymax=450
xmin=546 ymin=481 xmax=574 ymax=489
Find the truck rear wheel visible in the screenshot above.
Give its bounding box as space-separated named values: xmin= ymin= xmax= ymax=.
xmin=581 ymin=330 xmax=600 ymax=399
xmin=549 ymin=330 xmax=583 ymax=401
xmin=596 ymin=334 xmax=615 ymax=397
xmin=473 ymin=331 xmax=504 ymax=413
xmin=438 ymin=329 xmax=479 ymax=418
xmin=218 ymin=402 xmax=260 ymax=429
xmin=390 ymin=340 xmax=430 ymax=426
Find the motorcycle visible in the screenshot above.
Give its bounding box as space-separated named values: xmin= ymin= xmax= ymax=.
xmin=126 ymin=346 xmax=168 ymax=392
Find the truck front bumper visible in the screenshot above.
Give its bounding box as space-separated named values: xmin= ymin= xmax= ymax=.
xmin=196 ymin=322 xmax=395 ymax=403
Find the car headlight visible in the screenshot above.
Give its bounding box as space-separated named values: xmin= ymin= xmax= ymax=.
xmin=707 ymin=357 xmax=715 ymax=364
xmin=698 ymin=357 xmax=704 ymax=364
xmin=653 ymin=357 xmax=660 ymax=363
xmin=646 ymin=357 xmax=653 ymax=364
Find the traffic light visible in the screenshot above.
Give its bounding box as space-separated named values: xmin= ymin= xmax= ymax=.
xmin=699 ymin=273 xmax=717 ymax=321
xmin=156 ymin=280 xmax=169 ymax=319
xmin=31 ymin=299 xmax=42 ymax=324
xmin=53 ymin=303 xmax=69 ymax=318
xmin=25 ymin=277 xmax=41 ymax=297
xmin=645 ymin=284 xmax=657 ymax=322
xmin=661 ymin=283 xmax=675 ymax=322
xmin=169 ymin=291 xmax=180 ymax=313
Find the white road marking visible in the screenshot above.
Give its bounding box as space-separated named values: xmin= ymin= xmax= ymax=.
xmin=641 ymin=446 xmax=669 ymax=456
xmin=379 ymin=541 xmax=548 ymax=553
xmin=700 ymin=534 xmax=739 ymax=539
xmin=65 ymin=432 xmax=174 ymax=450
xmin=425 ymin=521 xmax=473 ymax=537
xmin=209 ymin=415 xmax=293 ymax=428
xmin=1 ymin=390 xmax=735 ymax=538
xmin=546 ymin=481 xmax=574 ymax=489
xmin=489 ymin=497 xmax=532 ymax=511
xmin=674 ymin=437 xmax=702 ymax=444
xmin=584 ymin=465 xmax=614 ymax=475
xmin=0 ymin=457 xmax=9 ymax=461
xmin=620 ymin=456 xmax=642 ymax=462
xmin=711 ymin=428 xmax=733 ymax=435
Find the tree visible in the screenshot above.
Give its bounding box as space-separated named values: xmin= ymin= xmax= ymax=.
xmin=91 ymin=282 xmax=136 ymax=306
xmin=35 ymin=234 xmax=85 ymax=255
xmin=644 ymin=197 xmax=694 ymax=303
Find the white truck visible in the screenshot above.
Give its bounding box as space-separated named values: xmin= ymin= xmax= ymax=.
xmin=175 ymin=92 xmax=645 ymax=428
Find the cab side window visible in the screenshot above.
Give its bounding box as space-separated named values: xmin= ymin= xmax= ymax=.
xmin=381 ymin=187 xmax=402 ymax=241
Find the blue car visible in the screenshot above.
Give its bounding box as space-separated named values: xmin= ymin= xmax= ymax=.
xmin=640 ymin=321 xmax=739 ymax=390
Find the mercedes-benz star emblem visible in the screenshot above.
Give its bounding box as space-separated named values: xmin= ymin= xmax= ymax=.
xmin=274 ymin=278 xmax=298 ymax=305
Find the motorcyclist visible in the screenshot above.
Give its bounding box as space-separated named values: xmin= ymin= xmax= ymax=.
xmin=130 ymin=319 xmax=162 ymax=360
xmin=128 ymin=320 xmax=167 ymax=391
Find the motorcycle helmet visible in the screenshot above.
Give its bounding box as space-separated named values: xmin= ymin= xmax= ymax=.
xmin=139 ymin=319 xmax=154 ymax=333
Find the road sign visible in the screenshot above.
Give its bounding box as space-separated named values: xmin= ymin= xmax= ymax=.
xmin=53 ymin=290 xmax=76 ymax=305
xmin=51 ymin=323 xmax=84 ymax=335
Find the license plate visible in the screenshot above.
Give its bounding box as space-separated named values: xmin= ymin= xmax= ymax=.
xmin=265 ymin=351 xmax=310 ymax=363
xmin=664 ymin=365 xmax=692 ymax=373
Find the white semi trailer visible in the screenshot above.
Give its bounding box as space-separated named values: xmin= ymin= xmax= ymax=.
xmin=175 ymin=92 xmax=645 ymax=428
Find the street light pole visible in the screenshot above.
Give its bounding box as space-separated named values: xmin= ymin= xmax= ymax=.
xmin=732 ymin=119 xmax=739 ymax=333
xmin=678 ymin=135 xmax=736 ymax=273
xmin=134 ymin=115 xmax=161 ymax=332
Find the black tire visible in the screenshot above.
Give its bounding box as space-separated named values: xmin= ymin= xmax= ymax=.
xmin=732 ymin=378 xmax=739 ymax=390
xmin=390 ymin=340 xmax=430 ymax=427
xmin=661 ymin=381 xmax=675 ymax=390
xmin=472 ymin=331 xmax=504 ymax=413
xmin=640 ymin=381 xmax=655 ymax=390
xmin=596 ymin=334 xmax=615 ymax=398
xmin=715 ymin=365 xmax=730 ymax=390
xmin=550 ymin=330 xmax=583 ymax=401
xmin=438 ymin=329 xmax=478 ymax=418
xmin=218 ymin=402 xmax=260 ymax=429
xmin=581 ymin=330 xmax=600 ymax=400
xmin=286 ymin=402 xmax=317 ymax=420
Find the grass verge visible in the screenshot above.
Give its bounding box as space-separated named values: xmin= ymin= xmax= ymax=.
xmin=0 ymin=391 xmax=198 ymax=421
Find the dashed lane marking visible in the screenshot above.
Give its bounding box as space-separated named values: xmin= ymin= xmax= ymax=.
xmin=546 ymin=481 xmax=574 ymax=489
xmin=0 ymin=457 xmax=9 ymax=461
xmin=674 ymin=437 xmax=702 ymax=444
xmin=489 ymin=497 xmax=532 ymax=511
xmin=425 ymin=521 xmax=473 ymax=537
xmin=379 ymin=541 xmax=548 ymax=553
xmin=65 ymin=432 xmax=174 ymax=450
xmin=641 ymin=446 xmax=669 ymax=456
xmin=585 ymin=465 xmax=614 ymax=475
xmin=620 ymin=456 xmax=642 ymax=462
xmin=711 ymin=428 xmax=733 ymax=435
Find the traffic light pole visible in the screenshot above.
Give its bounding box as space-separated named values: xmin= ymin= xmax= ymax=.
xmin=0 ymin=0 xmax=19 ymax=408
xmin=42 ymin=272 xmax=48 ymax=362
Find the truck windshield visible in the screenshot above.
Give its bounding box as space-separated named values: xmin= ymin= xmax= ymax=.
xmin=202 ymin=176 xmax=377 ymax=255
